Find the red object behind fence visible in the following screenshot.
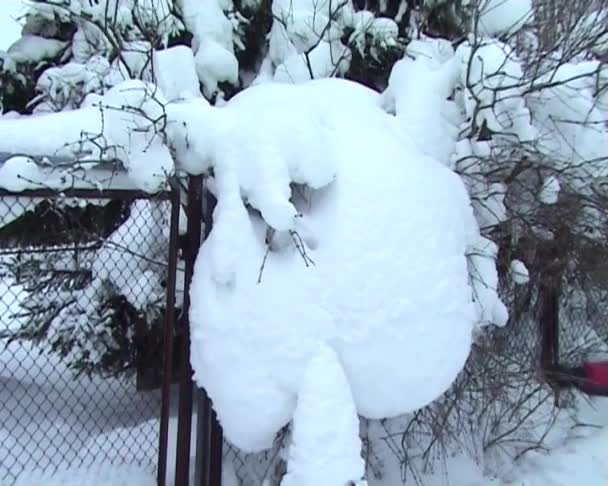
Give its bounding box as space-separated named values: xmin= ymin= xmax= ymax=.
xmin=583 ymin=361 xmax=608 ymax=391
xmin=558 ymin=361 xmax=608 ymax=396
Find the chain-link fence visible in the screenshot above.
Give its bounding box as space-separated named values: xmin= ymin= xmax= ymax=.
xmin=222 ymin=431 xmax=288 ymax=486
xmin=0 ymin=189 xmax=177 ymax=485
xmin=559 ymin=275 xmax=608 ymax=368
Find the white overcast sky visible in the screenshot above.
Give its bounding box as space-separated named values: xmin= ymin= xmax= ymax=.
xmin=0 ymin=0 xmax=25 ymax=51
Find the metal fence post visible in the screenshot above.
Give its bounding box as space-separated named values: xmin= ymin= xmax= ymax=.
xmin=538 ymin=230 xmax=567 ymax=388
xmin=175 ymin=175 xmax=204 ymax=486
xmin=540 ymin=274 xmax=560 ymax=377
xmin=209 ymin=407 xmax=224 ymax=486
xmin=158 ymin=183 xmax=181 ymax=486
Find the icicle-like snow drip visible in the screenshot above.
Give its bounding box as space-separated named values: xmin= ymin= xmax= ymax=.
xmin=282 ymin=343 xmax=366 ymax=486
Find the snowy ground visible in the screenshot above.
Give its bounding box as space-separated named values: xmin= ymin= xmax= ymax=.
xmin=3 ymin=391 xmax=607 ymax=486
xmin=421 ymin=396 xmax=608 ymax=486
xmin=0 ymin=279 xmax=163 ymax=486
xmin=511 ymin=423 xmax=608 ymax=486
xmin=0 ymin=337 xmax=162 ymax=483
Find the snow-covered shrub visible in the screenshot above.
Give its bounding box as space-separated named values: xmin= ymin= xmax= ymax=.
xmin=0 ymin=0 xmax=606 ymax=483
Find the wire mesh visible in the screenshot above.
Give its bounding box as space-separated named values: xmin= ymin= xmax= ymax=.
xmin=222 ymin=429 xmax=288 ymax=486
xmin=559 ymin=276 xmax=608 ymax=367
xmin=0 ymin=190 xmax=175 ymax=485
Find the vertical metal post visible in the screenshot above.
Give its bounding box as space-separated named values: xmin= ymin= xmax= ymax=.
xmin=209 ymin=408 xmax=224 ymax=486
xmin=175 ymin=175 xmax=204 ymax=486
xmin=540 ymin=226 xmax=568 ymax=387
xmin=194 ymin=395 xmax=224 ymax=486
xmin=195 ymin=388 xmax=212 ymax=486
xmin=540 ymin=274 xmax=560 ymax=377
xmin=194 ymin=184 xmax=223 ymax=486
xmin=158 ymin=186 xmax=181 ymax=486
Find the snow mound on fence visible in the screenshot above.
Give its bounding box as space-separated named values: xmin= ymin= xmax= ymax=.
xmin=188 ymin=78 xmax=488 ymax=452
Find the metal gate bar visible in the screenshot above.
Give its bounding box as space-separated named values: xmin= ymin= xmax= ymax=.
xmin=174 ymin=175 xmax=203 ymax=485
xmin=158 ymin=183 xmax=181 ymax=486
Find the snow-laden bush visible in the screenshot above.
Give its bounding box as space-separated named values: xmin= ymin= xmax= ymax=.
xmin=0 ymin=0 xmax=607 ymax=483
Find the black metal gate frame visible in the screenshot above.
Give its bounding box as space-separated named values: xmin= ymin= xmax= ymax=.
xmin=1 ymin=186 xmax=178 ymax=483
xmin=0 ymin=179 xmax=223 ymax=486
xmin=172 ymin=175 xmax=223 ymax=486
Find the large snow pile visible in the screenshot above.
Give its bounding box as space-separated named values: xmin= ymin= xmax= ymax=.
xmin=188 ymin=78 xmax=496 ymax=452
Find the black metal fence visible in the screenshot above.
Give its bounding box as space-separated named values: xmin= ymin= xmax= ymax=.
xmin=0 ymin=187 xmax=180 ymax=485
xmin=557 ymin=278 xmax=608 ymax=366
xmin=490 ymin=229 xmax=608 ymax=385
xmin=522 ymin=245 xmax=608 ymax=384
